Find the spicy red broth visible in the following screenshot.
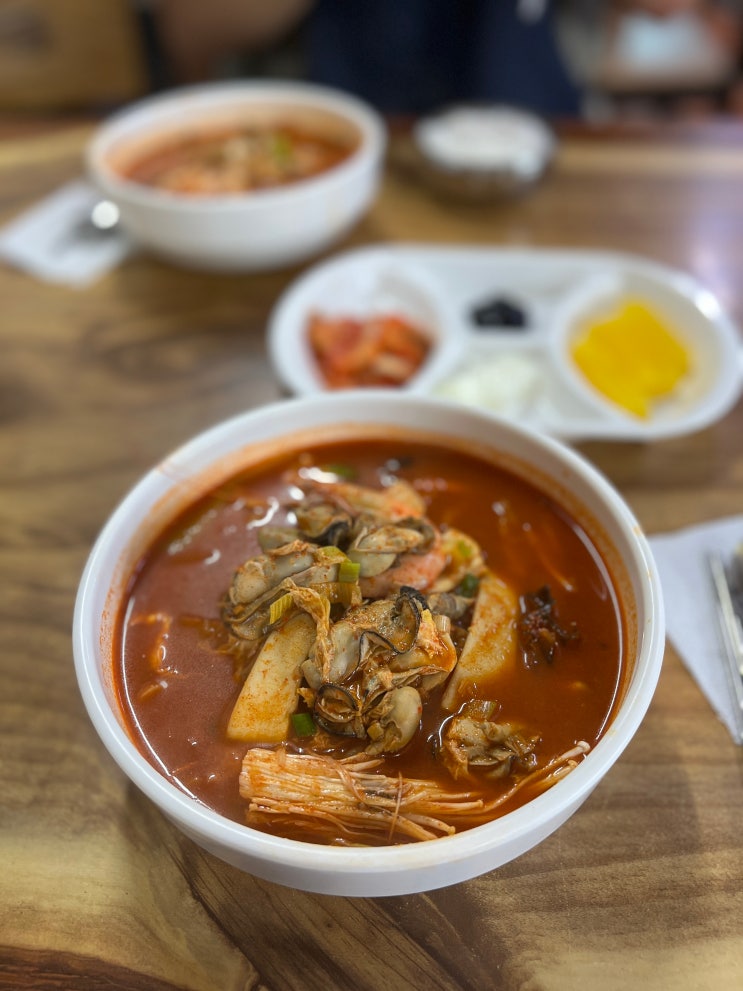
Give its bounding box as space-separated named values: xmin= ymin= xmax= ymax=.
xmin=120 ymin=123 xmax=356 ymax=195
xmin=115 ymin=437 xmax=627 ymax=845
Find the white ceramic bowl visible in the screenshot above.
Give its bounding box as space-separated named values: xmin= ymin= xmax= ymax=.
xmin=73 ymin=393 xmax=665 ymax=897
xmin=268 ymin=247 xmax=465 ymax=394
xmin=547 ymin=269 xmax=743 ymax=438
xmin=413 ymin=104 xmax=555 ymax=201
xmin=86 ymin=81 xmax=386 ymax=271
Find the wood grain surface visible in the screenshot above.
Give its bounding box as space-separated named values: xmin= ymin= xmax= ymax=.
xmin=1 ymin=118 xmax=742 ymax=991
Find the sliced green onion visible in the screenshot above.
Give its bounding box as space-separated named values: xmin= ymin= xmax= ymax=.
xmin=271 ymin=133 xmax=293 ymax=163
xmin=291 ymin=712 xmax=316 ymax=737
xmin=268 ymin=592 xmax=293 ymax=626
xmin=338 ymin=559 xmax=361 ymax=583
xmin=319 ymin=545 xmax=347 ymax=561
xmin=311 ymin=581 xmax=359 ymax=606
xmin=321 ymin=463 xmax=357 ymax=480
xmin=455 ymin=573 xmax=480 ymax=597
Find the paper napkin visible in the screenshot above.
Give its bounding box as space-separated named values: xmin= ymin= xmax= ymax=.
xmin=0 ymin=179 xmax=133 ymax=288
xmin=649 ymin=515 xmax=743 ymax=743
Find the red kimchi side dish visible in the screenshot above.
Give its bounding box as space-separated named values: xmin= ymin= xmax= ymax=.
xmin=120 ymin=124 xmax=356 ymax=195
xmin=115 ymin=437 xmax=627 ymax=847
xmin=307 ymin=312 xmax=432 ymax=389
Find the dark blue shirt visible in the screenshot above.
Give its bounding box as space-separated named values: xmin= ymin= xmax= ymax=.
xmin=305 ymin=0 xmax=581 ymax=117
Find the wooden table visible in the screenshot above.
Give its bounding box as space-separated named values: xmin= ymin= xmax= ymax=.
xmin=2 ymin=118 xmax=742 ymax=991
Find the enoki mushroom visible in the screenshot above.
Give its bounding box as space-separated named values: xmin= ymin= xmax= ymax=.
xmin=239 ymin=741 xmax=590 ymax=843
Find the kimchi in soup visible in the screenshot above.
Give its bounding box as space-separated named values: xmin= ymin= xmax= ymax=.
xmin=116 ymin=437 xmax=626 ymax=846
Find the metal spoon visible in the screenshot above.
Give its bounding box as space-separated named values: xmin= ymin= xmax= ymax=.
xmin=709 ymin=547 xmax=743 ymax=744
xmin=89 ymin=199 xmax=120 ymax=233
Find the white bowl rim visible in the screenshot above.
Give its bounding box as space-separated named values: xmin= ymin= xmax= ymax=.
xmin=73 ymin=391 xmax=665 ymax=882
xmin=412 ymin=102 xmax=556 ymax=178
xmin=86 ymin=79 xmax=387 ymax=213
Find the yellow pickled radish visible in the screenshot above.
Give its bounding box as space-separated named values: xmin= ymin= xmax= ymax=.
xmin=570 ymin=299 xmax=691 ymax=418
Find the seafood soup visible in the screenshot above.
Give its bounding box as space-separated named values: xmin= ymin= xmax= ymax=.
xmin=120 ymin=123 xmax=356 ymax=195
xmin=116 ymin=435 xmax=627 ymax=846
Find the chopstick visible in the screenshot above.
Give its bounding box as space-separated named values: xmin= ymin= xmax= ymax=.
xmin=709 ymin=549 xmax=743 ymax=745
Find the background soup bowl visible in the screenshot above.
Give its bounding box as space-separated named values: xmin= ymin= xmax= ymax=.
xmin=72 ymin=393 xmax=665 ymax=897
xmin=86 ymin=80 xmax=386 ymax=272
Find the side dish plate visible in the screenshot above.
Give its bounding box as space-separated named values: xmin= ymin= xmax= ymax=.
xmin=267 ymin=245 xmax=743 ymax=441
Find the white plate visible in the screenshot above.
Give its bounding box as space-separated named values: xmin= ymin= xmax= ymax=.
xmin=267 ymin=244 xmax=743 ymax=441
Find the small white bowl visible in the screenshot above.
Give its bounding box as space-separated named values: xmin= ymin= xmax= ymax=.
xmin=86 ymin=81 xmax=386 ymax=272
xmin=413 ymin=104 xmax=555 ymax=201
xmin=268 ymin=247 xmax=465 ymax=394
xmin=73 ymin=392 xmax=665 ymax=897
xmin=547 ymin=268 xmax=743 ymax=438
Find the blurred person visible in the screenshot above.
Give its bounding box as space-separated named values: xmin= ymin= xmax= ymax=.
xmin=153 ymin=0 xmax=584 ymax=117
xmin=151 ymin=0 xmax=743 ymax=118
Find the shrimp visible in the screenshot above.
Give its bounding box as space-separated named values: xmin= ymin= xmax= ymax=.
xmin=359 ymin=541 xmax=447 ymax=597
xmin=297 ymin=475 xmax=426 ymax=521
